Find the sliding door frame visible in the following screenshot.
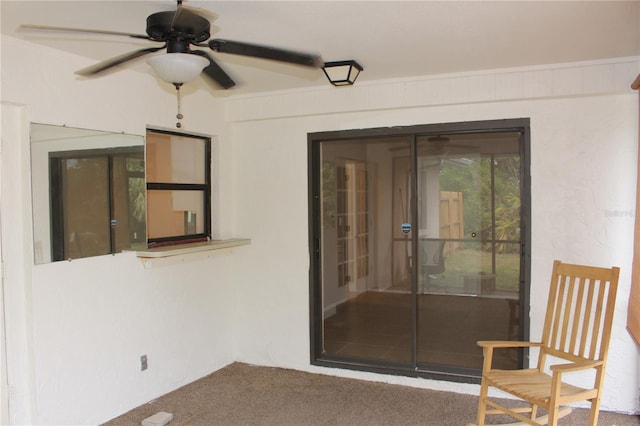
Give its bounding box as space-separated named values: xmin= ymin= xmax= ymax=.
xmin=308 ymin=118 xmax=531 ymax=384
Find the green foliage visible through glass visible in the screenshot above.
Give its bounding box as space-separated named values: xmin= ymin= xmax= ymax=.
xmin=439 ymin=154 xmax=520 ymax=253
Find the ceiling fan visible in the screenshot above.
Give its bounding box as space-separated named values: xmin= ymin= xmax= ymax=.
xmin=20 ymin=0 xmax=324 ymax=90
xmin=425 ymin=135 xmax=450 ymax=152
xmin=389 ymin=135 xmax=475 ymax=155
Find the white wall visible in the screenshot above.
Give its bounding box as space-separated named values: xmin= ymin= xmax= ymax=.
xmin=227 ymin=60 xmax=640 ymax=414
xmin=1 ymin=35 xmax=240 ymax=425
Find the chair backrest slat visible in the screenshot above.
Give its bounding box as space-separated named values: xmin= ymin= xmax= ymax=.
xmin=589 ymin=282 xmax=606 ymax=359
xmin=568 ymin=279 xmax=586 ymax=354
xmin=541 ymin=260 xmax=619 ymax=363
xmin=559 ymin=275 xmax=576 ymax=351
xmin=548 ymin=274 xmax=564 ymax=349
xmin=579 ymin=281 xmax=596 ymax=356
xmin=600 ymin=278 xmax=619 ymax=359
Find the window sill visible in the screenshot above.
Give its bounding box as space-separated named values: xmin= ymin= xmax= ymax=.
xmin=136 ymin=238 xmax=250 ymax=266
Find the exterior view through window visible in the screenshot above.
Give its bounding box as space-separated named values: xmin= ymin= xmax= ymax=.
xmin=309 ymin=119 xmax=530 ymax=381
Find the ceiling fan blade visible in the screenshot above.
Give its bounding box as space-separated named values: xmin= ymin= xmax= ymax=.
xmin=208 ymin=39 xmax=323 ymax=68
xmin=75 ymin=45 xmax=166 ymax=76
xmin=20 ymin=24 xmax=153 ymax=40
xmin=191 ymin=50 xmax=236 ymax=89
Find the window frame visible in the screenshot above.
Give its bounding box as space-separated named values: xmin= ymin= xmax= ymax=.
xmin=145 ymin=128 xmax=212 ymax=248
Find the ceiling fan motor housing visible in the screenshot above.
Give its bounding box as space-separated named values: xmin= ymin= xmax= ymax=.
xmin=146 ymin=11 xmax=211 ymax=49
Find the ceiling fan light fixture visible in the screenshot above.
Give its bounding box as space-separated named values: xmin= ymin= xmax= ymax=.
xmin=147 ymin=53 xmax=209 ymax=84
xmin=322 ymin=60 xmax=363 ymax=86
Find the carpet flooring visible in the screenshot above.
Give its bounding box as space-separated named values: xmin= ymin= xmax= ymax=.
xmin=103 ymin=362 xmax=639 ymax=426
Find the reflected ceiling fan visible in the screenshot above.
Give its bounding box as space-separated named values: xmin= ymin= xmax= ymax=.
xmin=20 ymin=0 xmax=324 ymax=90
xmin=426 ymin=135 xmax=451 ymax=153
xmin=424 ymin=135 xmax=477 ymax=155
xmin=389 ymin=135 xmax=474 ymax=155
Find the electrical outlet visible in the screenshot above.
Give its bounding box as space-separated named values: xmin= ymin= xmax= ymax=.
xmin=140 ymin=354 xmax=148 ymax=371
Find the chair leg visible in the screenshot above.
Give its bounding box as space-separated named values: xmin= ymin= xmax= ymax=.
xmin=588 ymin=397 xmax=602 ymax=426
xmin=530 ymin=404 xmax=538 ymax=422
xmin=476 ymin=378 xmax=489 ymax=426
xmin=548 ymin=404 xmax=560 ymax=426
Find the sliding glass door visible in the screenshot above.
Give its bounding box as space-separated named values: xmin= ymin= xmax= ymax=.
xmin=415 ymin=132 xmax=524 ymax=371
xmin=310 ymin=119 xmax=530 ymax=381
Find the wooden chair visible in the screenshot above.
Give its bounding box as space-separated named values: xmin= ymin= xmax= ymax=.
xmin=471 ymin=260 xmax=620 ymax=426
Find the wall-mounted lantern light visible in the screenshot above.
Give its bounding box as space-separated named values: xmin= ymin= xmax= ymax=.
xmin=322 ymin=60 xmax=363 ymax=86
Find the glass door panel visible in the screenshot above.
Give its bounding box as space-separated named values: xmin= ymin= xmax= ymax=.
xmin=415 ymin=132 xmax=522 ymax=371
xmin=320 ymin=137 xmax=414 ymax=364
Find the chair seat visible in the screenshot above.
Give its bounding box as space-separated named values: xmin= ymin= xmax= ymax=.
xmin=485 ymin=369 xmax=594 ymax=406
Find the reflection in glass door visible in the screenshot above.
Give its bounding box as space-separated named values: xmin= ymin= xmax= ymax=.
xmin=416 ymin=132 xmax=523 ymax=372
xmin=392 ymin=156 xmax=412 ymax=291
xmin=335 ymin=161 xmax=369 ymax=292
xmin=319 ymin=137 xmax=413 ymax=364
xmin=311 ymin=120 xmax=529 ymax=380
xmin=49 ymin=150 xmax=145 ymax=261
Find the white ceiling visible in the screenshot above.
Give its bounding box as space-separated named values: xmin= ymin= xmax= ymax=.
xmin=2 ymin=0 xmax=639 ymax=95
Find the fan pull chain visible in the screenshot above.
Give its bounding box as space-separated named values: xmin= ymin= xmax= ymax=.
xmin=174 ymin=83 xmax=184 ymax=128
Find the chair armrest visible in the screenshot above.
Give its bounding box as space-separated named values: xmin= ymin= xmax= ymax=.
xmin=477 ymin=341 xmax=542 ymax=373
xmin=477 ymin=340 xmax=542 ymax=349
xmin=550 ymin=359 xmax=604 ymax=374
